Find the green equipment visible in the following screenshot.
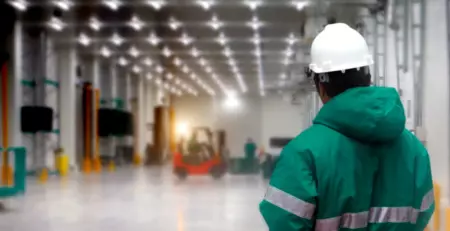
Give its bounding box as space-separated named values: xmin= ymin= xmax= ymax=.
xmin=0 ymin=147 xmax=26 ymax=198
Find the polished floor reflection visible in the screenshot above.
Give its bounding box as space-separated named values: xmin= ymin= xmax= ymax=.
xmin=0 ymin=167 xmax=268 ymax=231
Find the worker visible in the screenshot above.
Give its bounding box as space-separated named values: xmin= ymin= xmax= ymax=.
xmin=259 ymin=23 xmax=434 ymax=230
xmin=244 ymin=138 xmax=257 ymax=160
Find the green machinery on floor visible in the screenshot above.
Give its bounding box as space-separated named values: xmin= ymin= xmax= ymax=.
xmin=0 ymin=147 xmax=26 ymax=198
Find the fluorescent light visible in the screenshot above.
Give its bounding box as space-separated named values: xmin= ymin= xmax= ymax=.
xmin=103 ymin=0 xmax=121 ymax=10
xmin=89 ymin=17 xmax=102 ymax=31
xmin=217 ymin=32 xmax=228 ymax=46
xmin=205 ymin=66 xmax=212 ymax=73
xmin=147 ymin=31 xmax=160 ymax=46
xmin=292 ymin=1 xmax=310 ymax=11
xmin=223 ymin=46 xmax=232 ymax=57
xmin=47 ymin=16 xmax=65 ymax=31
xmin=142 ymin=57 xmax=153 ymax=66
xmin=286 ymin=33 xmax=297 ymax=45
xmin=208 ymin=14 xmax=223 ymax=30
xmin=155 ymin=65 xmax=163 ymax=74
xmin=190 ymin=47 xmax=200 ymax=57
xmin=174 ymin=57 xmax=182 ymax=66
xmin=110 ymin=32 xmax=124 ymax=46
xmin=118 ymin=57 xmax=128 ymax=66
xmin=146 ymin=73 xmax=153 ymax=80
xmin=197 ymin=0 xmax=214 ymax=10
xmin=132 ymin=65 xmax=142 ymax=74
xmin=182 ymin=65 xmax=190 ymax=73
xmin=128 ymin=46 xmax=140 ymax=57
xmin=168 ymin=16 xmax=181 ymax=30
xmin=285 ymin=47 xmax=294 ymax=57
xmin=179 ymin=32 xmax=193 ymax=45
xmin=245 ymin=0 xmax=261 ymax=11
xmin=100 ymin=46 xmax=111 ymax=58
xmin=162 ymin=46 xmax=172 ymax=57
xmin=280 ymin=73 xmax=286 ymax=79
xmin=166 ymin=73 xmax=174 ymax=80
xmin=252 ymin=32 xmax=261 ymax=45
xmin=198 ymin=58 xmax=207 ymax=67
xmin=147 ymin=0 xmax=165 ymax=10
xmin=54 ymin=0 xmax=72 ymax=11
xmin=9 ymin=0 xmax=28 ymax=11
xmin=248 ymin=15 xmax=263 ymax=31
xmin=78 ymin=33 xmax=91 ymax=46
xmin=128 ymin=15 xmax=144 ymax=31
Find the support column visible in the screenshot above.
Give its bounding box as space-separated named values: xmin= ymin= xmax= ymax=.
xmin=138 ymin=76 xmax=146 ymax=158
xmin=59 ymin=46 xmax=77 ymax=169
xmin=109 ymin=63 xmax=118 ymax=167
xmin=91 ymin=56 xmax=101 ymax=172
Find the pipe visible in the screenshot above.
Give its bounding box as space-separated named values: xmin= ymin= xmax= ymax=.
xmin=94 ymin=89 xmax=100 ymax=159
xmin=1 ymin=63 xmax=9 ymax=185
xmin=84 ymin=85 xmax=91 ymax=164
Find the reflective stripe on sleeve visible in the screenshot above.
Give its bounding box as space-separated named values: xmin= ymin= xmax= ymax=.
xmin=369 ymin=207 xmax=419 ymax=224
xmin=420 ymin=189 xmax=434 ymax=211
xmin=263 ymin=186 xmax=316 ymax=220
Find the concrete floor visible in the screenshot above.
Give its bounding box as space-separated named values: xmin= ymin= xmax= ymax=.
xmin=0 ymin=167 xmax=268 ymax=231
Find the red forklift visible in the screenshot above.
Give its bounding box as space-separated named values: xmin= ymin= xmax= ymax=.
xmin=173 ymin=127 xmax=227 ymax=180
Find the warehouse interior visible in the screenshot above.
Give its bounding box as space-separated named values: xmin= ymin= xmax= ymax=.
xmin=0 ymin=0 xmax=449 ymax=230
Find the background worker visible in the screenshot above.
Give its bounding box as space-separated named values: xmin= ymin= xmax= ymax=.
xmin=259 ymin=23 xmax=434 ymax=230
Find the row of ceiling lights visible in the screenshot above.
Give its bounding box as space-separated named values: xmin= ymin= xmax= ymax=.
xmin=9 ymin=0 xmax=310 ymax=12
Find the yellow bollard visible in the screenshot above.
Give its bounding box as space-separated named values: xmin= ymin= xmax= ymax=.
xmin=133 ymin=154 xmax=142 ymax=166
xmin=82 ymin=158 xmax=92 ymax=174
xmin=38 ymin=168 xmax=48 ymax=183
xmin=446 ymin=207 xmax=450 ymax=231
xmin=108 ymin=160 xmax=115 ymax=172
xmin=434 ymin=182 xmax=441 ymax=231
xmin=1 ymin=165 xmax=13 ymax=186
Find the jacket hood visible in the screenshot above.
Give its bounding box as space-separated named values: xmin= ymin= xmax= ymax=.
xmin=313 ymin=87 xmax=406 ymax=143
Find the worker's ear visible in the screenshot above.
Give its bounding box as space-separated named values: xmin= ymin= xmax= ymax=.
xmin=318 ymin=83 xmax=330 ymax=103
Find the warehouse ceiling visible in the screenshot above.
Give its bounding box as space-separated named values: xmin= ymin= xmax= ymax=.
xmin=9 ymin=0 xmax=378 ymax=97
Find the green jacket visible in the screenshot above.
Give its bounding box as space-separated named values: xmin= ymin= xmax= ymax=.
xmin=260 ymin=87 xmax=434 ymax=231
xmin=245 ymin=142 xmax=257 ymax=159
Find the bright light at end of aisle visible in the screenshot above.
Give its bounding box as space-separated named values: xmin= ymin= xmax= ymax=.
xmin=176 ymin=121 xmax=190 ymax=138
xmin=223 ymin=90 xmax=241 ymax=111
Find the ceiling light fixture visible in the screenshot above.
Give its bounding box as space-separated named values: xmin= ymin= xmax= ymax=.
xmin=179 ymin=32 xmax=193 ymax=45
xmin=47 ymin=16 xmax=65 ymax=31
xmin=280 ymin=73 xmax=286 ymax=79
xmin=168 ymin=16 xmax=182 ymax=30
xmin=292 ymin=1 xmax=310 ymax=11
xmin=286 ymin=33 xmax=297 ymax=45
xmin=100 ymin=46 xmax=111 ymax=58
xmin=182 ymin=65 xmax=190 ymax=73
xmin=128 ymin=15 xmax=144 ymax=31
xmin=142 ymin=57 xmax=153 ymax=66
xmin=252 ymin=32 xmax=261 ymax=45
xmin=162 ymin=46 xmax=172 ymax=57
xmin=190 ymin=47 xmax=200 ymax=57
xmin=89 ymin=16 xmax=102 ymax=31
xmin=173 ymin=57 xmax=182 ymax=66
xmin=166 ymin=73 xmax=174 ymax=80
xmin=103 ymin=0 xmax=121 ymax=11
xmin=147 ymin=31 xmax=161 ymax=46
xmin=223 ymin=46 xmax=232 ymax=57
xmin=285 ymin=47 xmax=294 ymax=57
xmin=198 ymin=58 xmax=207 ymax=67
xmin=248 ymin=15 xmax=263 ymax=31
xmin=217 ymin=32 xmax=228 ymax=46
xmin=54 ymin=0 xmax=72 ymax=11
xmin=9 ymin=0 xmax=28 ymax=11
xmin=245 ymin=0 xmax=261 ymax=11
xmin=147 ymin=0 xmax=165 ymax=10
xmin=132 ymin=65 xmax=142 ymax=74
xmin=205 ymin=66 xmax=212 ymax=73
xmin=197 ymin=0 xmax=214 ymax=10
xmin=77 ymin=33 xmax=91 ymax=46
xmin=110 ymin=32 xmax=124 ymax=46
xmin=118 ymin=57 xmax=128 ymax=66
xmin=128 ymin=46 xmax=140 ymax=57
xmin=155 ymin=65 xmax=163 ymax=74
xmin=208 ymin=14 xmax=223 ymax=30
xmin=146 ymin=73 xmax=153 ymax=80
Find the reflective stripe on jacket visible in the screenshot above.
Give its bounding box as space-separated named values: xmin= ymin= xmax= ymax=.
xmin=259 ymin=87 xmax=434 ymax=231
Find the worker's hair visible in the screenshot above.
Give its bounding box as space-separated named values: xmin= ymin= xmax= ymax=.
xmin=313 ymin=67 xmax=372 ymax=98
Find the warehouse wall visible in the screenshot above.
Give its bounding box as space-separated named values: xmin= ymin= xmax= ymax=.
xmin=173 ymin=95 xmax=309 ymax=157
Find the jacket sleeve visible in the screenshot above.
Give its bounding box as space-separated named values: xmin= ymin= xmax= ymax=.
xmin=259 ymin=145 xmax=318 ymax=231
xmin=414 ymin=150 xmax=435 ymax=230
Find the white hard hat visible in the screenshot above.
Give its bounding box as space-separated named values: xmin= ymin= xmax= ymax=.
xmin=309 ymin=23 xmax=373 ymax=74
